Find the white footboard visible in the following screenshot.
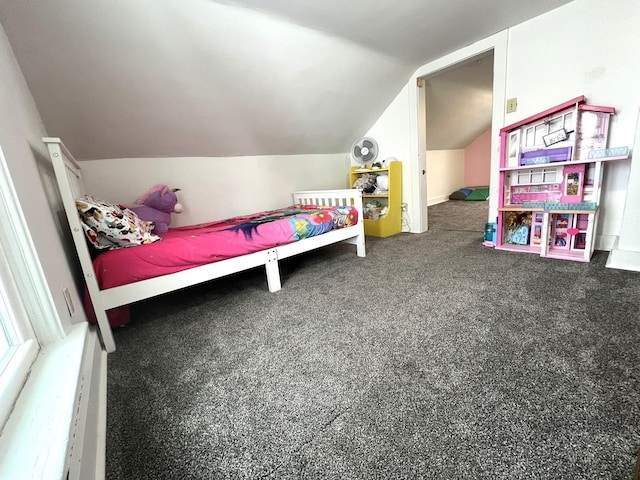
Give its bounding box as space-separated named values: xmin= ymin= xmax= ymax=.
xmin=292 ymin=189 xmax=366 ymax=257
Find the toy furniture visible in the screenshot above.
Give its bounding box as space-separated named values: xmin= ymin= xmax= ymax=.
xmin=495 ymin=96 xmax=631 ymax=262
xmin=44 ymin=138 xmax=366 ymax=353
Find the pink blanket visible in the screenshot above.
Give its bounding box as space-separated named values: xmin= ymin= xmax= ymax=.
xmin=87 ymin=204 xmax=358 ymax=326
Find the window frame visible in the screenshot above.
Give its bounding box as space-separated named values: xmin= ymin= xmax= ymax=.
xmin=0 ymin=145 xmax=64 ymax=429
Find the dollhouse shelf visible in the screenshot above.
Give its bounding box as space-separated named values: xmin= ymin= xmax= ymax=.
xmin=544 ymin=249 xmax=591 ymax=261
xmin=498 ymin=154 xmax=628 ymax=172
xmin=497 ymin=243 xmax=542 ymax=254
xmin=499 ymin=206 xmax=597 ymax=214
xmin=499 ymin=206 xmax=544 ymax=212
xmin=494 ymin=95 xmax=631 ymax=263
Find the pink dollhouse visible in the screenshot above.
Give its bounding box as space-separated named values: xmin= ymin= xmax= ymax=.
xmin=494 ymin=95 xmax=630 ymax=262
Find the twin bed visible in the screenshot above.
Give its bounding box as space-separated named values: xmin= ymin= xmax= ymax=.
xmin=44 ymin=138 xmax=366 ymax=353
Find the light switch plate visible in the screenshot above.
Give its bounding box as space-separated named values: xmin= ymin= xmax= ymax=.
xmin=506 ymin=97 xmax=517 ymax=113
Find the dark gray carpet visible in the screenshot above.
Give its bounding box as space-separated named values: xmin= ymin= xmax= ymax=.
xmin=428 ymin=200 xmax=489 ymax=232
xmin=106 ymin=229 xmax=640 ymax=479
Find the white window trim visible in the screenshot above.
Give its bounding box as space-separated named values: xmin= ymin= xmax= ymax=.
xmin=0 ymin=322 xmax=102 ymax=480
xmin=0 ymin=339 xmax=38 ymax=428
xmin=0 ymin=147 xmax=65 ymax=345
xmin=0 ymin=143 xmax=65 ymax=429
xmin=0 ymin=145 xmax=105 ymax=479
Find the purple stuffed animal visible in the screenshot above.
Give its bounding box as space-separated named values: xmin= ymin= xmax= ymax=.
xmin=127 ymin=184 xmax=183 ymax=233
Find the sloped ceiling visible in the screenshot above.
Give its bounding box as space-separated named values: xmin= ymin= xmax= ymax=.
xmin=425 ymin=52 xmax=495 ymax=151
xmin=0 ymin=0 xmax=572 ymax=160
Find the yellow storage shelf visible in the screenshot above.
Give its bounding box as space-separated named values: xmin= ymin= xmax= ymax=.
xmin=350 ymin=162 xmax=402 ymax=238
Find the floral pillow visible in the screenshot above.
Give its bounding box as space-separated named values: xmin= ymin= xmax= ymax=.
xmin=76 ymin=195 xmax=161 ymax=250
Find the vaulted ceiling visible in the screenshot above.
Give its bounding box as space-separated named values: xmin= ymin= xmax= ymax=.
xmin=0 ymin=0 xmax=572 ymax=160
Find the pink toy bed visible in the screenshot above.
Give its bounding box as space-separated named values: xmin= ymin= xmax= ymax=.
xmin=45 ymin=138 xmax=366 ymax=353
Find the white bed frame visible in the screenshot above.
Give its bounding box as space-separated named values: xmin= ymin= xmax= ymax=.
xmin=44 ymin=138 xmax=366 ymax=353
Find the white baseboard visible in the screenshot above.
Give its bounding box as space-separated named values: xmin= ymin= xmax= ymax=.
xmin=595 ymin=234 xmax=617 ymax=251
xmin=427 ymin=195 xmax=450 ymax=206
xmin=66 ymin=326 xmax=107 ymax=480
xmin=606 ymin=237 xmax=640 ymax=272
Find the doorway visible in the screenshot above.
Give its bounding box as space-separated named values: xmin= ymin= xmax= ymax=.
xmin=423 ymin=51 xmax=493 ymax=233
xmin=407 ymin=31 xmax=507 ymax=233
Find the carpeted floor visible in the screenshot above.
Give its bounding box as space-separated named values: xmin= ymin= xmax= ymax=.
xmin=106 ymin=227 xmax=640 ymax=479
xmin=428 ymin=200 xmax=489 ymax=232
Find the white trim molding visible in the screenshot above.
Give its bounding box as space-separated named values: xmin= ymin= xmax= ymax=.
xmin=0 ymin=323 xmax=107 ymax=480
xmin=0 ymin=146 xmax=64 ymax=344
xmin=606 ymin=237 xmax=640 ymax=272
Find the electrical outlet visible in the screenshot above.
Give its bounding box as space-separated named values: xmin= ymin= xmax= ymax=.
xmin=506 ymin=97 xmax=518 ymax=113
xmin=63 ymin=287 xmax=75 ymax=316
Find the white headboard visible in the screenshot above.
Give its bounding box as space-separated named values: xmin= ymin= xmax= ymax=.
xmin=43 ymin=137 xmax=116 ymax=352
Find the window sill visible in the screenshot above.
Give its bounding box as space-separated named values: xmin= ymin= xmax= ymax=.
xmin=0 ymin=322 xmax=105 ymax=479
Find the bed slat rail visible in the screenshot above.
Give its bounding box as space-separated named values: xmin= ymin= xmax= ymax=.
xmin=100 ymin=249 xmax=279 ymax=308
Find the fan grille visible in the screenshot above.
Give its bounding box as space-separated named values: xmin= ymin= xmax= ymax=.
xmin=351 ymin=137 xmax=378 ymax=165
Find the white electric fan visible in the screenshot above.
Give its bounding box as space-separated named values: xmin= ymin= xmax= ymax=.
xmin=350 ymin=137 xmax=379 ymax=169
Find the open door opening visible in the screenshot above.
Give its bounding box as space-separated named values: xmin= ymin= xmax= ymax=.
xmin=422 ymin=51 xmax=494 ymax=233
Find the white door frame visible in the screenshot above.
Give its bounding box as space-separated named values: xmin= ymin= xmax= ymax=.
xmin=407 ymin=30 xmax=508 ymax=232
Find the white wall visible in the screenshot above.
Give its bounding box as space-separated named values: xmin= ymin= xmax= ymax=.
xmin=607 ymin=110 xmax=640 ymax=271
xmin=426 ymin=150 xmax=464 ymax=206
xmin=367 ymin=31 xmax=507 ymax=233
xmin=80 ymin=86 xmax=414 ymax=228
xmin=81 ymin=154 xmax=350 ymax=226
xmin=365 ymin=84 xmax=415 ymax=224
xmin=0 ymin=25 xmax=85 ymax=330
xmin=367 ymin=0 xmax=640 ymax=259
xmin=464 ymin=128 xmax=491 ymax=187
xmin=505 ymin=0 xmax=640 ymax=251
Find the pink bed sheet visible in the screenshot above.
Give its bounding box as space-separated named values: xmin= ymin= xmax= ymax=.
xmin=86 ymin=204 xmax=358 ymax=327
